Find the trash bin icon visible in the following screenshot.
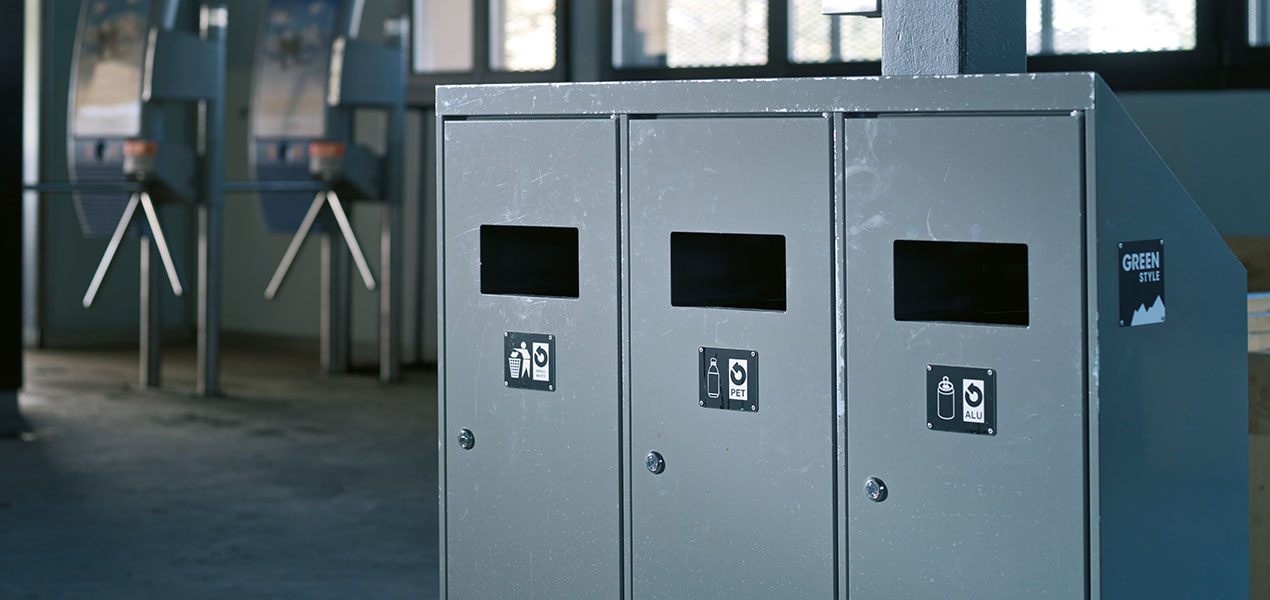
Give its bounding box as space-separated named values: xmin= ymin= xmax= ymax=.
xmin=508 ymin=342 xmax=530 ymax=379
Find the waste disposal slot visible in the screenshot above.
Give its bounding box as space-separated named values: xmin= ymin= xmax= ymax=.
xmin=480 ymin=224 xmax=580 ymax=298
xmin=670 ymin=232 xmax=786 ymax=311
xmin=893 ymin=240 xmax=1029 ymax=326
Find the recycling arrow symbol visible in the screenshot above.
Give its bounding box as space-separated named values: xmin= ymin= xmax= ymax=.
xmin=965 ymin=382 xmax=983 ymax=407
xmin=534 ymin=346 xmax=549 ymax=366
xmin=730 ymin=363 xmax=747 ymax=385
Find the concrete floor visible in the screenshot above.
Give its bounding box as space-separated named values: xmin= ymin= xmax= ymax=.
xmin=0 ymin=345 xmax=438 ymax=599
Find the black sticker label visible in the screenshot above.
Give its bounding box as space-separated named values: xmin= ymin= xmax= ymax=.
xmin=1118 ymin=239 xmax=1165 ymax=327
xmin=504 ymin=331 xmax=555 ymax=391
xmin=927 ymin=365 xmax=996 ymax=436
xmin=699 ymin=347 xmax=758 ymax=412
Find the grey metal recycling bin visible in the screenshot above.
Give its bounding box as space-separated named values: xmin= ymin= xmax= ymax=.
xmin=436 ymin=73 xmax=1249 ymax=599
xmin=440 ymin=118 xmax=621 ymax=599
xmin=629 ymin=115 xmax=836 ymax=598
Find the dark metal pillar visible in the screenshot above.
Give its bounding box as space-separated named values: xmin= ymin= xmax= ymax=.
xmin=140 ymin=235 xmax=162 ymax=387
xmin=197 ymin=5 xmax=227 ymax=396
xmin=826 ymin=0 xmax=1025 ymax=76
xmin=881 ymin=0 xmax=1025 ymax=75
xmin=321 ymin=235 xmax=351 ymax=374
xmin=380 ymin=18 xmax=408 ymax=383
xmin=2 ymin=0 xmax=25 ymax=434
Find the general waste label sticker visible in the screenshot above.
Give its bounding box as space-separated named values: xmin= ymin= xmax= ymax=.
xmin=699 ymin=347 xmax=758 ymax=412
xmin=927 ymin=365 xmax=996 ymax=436
xmin=1119 ymin=239 xmax=1165 ymax=327
xmin=504 ymin=331 xmax=555 ymax=391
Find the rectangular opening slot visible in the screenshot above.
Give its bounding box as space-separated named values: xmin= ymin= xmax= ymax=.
xmin=894 ymin=240 xmax=1029 ymax=326
xmin=480 ymin=225 xmax=579 ymax=298
xmin=671 ymin=232 xmax=786 ymax=311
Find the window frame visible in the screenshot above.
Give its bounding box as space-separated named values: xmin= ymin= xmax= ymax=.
xmin=406 ymin=0 xmax=569 ymax=105
xmin=1222 ymin=0 xmax=1270 ymax=87
xmin=597 ymin=0 xmax=883 ymax=81
xmin=590 ymin=0 xmax=1254 ymax=91
xmin=406 ymin=0 xmax=1270 ymax=107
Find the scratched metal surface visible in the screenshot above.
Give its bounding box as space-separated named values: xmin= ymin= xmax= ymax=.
xmin=435 ymin=73 xmax=1251 ymax=599
xmin=844 ymin=114 xmax=1087 ymax=598
xmin=441 ymin=117 xmax=621 ymax=600
xmin=1091 ymin=84 xmax=1249 ymax=599
xmin=627 ymin=116 xmax=836 ymax=599
xmin=436 ymin=72 xmax=1097 ymax=118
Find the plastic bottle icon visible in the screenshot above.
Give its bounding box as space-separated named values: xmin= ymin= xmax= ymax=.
xmin=937 ymin=376 xmax=956 ymax=420
xmin=707 ymin=358 xmax=721 ymax=399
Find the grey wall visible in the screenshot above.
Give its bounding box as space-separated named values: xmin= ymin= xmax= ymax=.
xmin=1120 ymin=90 xmax=1270 ymax=239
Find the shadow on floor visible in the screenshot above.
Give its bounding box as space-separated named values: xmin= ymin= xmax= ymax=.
xmin=0 ymin=346 xmax=438 ymax=599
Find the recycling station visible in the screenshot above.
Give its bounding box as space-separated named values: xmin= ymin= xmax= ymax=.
xmin=434 ymin=9 xmax=1250 ymax=597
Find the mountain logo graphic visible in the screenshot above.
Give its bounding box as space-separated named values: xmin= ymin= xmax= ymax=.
xmin=1130 ymin=295 xmax=1166 ymax=326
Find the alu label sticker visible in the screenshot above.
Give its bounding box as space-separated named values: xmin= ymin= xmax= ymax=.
xmin=699 ymin=347 xmax=758 ymax=412
xmin=927 ymin=365 xmax=995 ymax=436
xmin=505 ymin=332 xmax=554 ymax=391
xmin=1119 ymin=239 xmax=1165 ymax=327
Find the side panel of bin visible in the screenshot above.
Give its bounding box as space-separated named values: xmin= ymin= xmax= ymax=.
xmin=1091 ymin=88 xmax=1249 ymax=599
xmin=441 ymin=118 xmax=620 ymax=599
xmin=844 ymin=114 xmax=1087 ymax=599
xmin=628 ymin=116 xmax=836 ymax=599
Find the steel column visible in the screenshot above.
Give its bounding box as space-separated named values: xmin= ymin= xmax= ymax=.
xmin=197 ymin=5 xmax=227 ymax=396
xmin=380 ymin=24 xmax=407 ymax=383
xmin=321 ymin=235 xmax=351 ymax=374
xmin=380 ymin=190 xmax=401 ymax=382
xmin=139 ymin=235 xmax=162 ymax=387
xmin=880 ymin=0 xmax=1025 ymax=76
xmin=156 ymin=0 xmax=181 ymax=31
xmin=1 ymin=0 xmax=23 ymax=435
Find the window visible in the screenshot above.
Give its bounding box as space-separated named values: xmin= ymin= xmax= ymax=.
xmin=1252 ymin=0 xmax=1270 ymax=46
xmin=789 ymin=0 xmax=881 ymax=63
xmin=414 ymin=0 xmax=474 ymax=72
xmin=1026 ymin=0 xmax=1196 ymax=55
xmin=784 ymin=0 xmax=1198 ymax=64
xmin=614 ymin=0 xmax=769 ymax=68
xmin=492 ymin=0 xmax=557 ymax=71
xmin=409 ymin=0 xmax=1266 ymax=104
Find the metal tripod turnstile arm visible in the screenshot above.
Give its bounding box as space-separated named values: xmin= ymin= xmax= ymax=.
xmin=263 ymin=190 xmax=377 ymax=300
xmin=82 ymin=192 xmax=186 ymax=308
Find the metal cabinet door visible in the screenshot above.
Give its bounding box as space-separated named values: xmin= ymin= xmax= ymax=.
xmin=441 ymin=118 xmax=620 ymax=599
xmin=629 ymin=116 xmax=836 ymax=599
xmin=845 ymin=115 xmax=1087 ymax=598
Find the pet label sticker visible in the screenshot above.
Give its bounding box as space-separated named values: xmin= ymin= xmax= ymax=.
xmin=699 ymin=347 xmax=758 ymax=412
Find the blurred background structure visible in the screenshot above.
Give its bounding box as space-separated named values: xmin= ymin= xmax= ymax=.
xmin=5 ymin=0 xmax=1269 ymax=597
